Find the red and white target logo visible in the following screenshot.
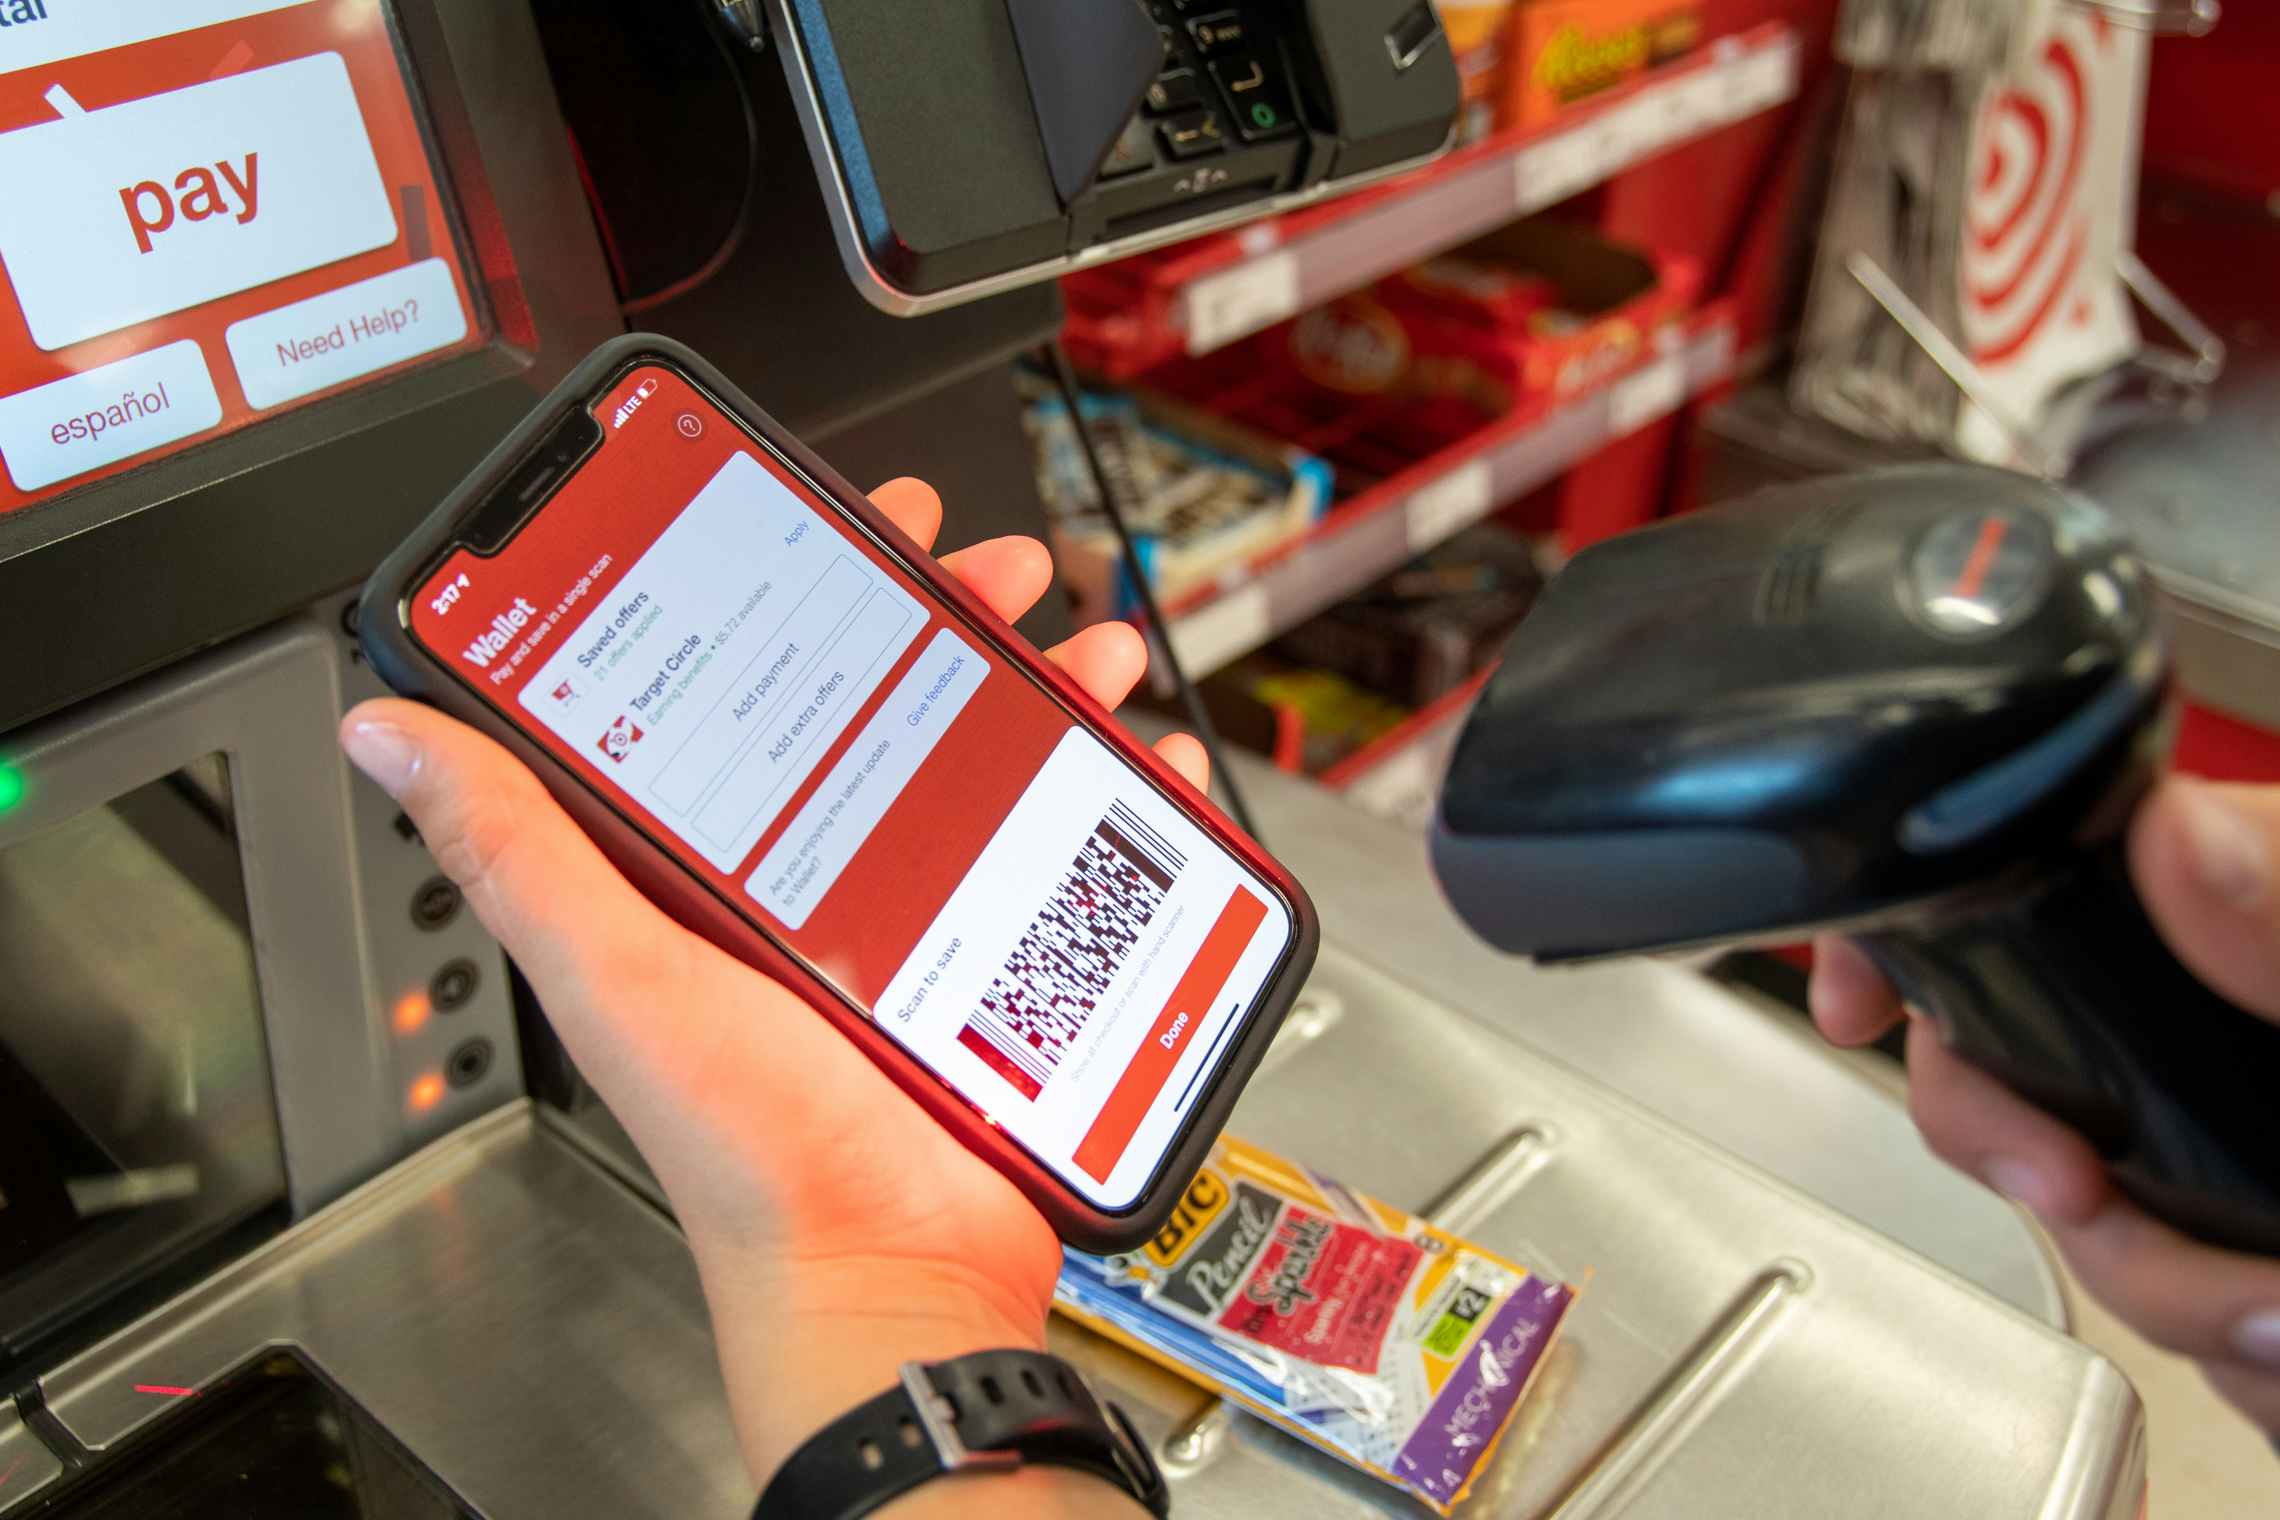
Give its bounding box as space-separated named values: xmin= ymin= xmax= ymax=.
xmin=595 ymin=715 xmax=644 ymax=764
xmin=1961 ymin=19 xmax=2117 ymax=369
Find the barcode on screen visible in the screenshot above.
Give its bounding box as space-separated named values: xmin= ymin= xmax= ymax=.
xmin=957 ymin=802 xmax=1185 ymax=1100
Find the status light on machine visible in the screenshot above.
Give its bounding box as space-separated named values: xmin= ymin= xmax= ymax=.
xmin=391 ymin=990 xmax=432 ymax=1037
xmin=0 ymin=762 xmax=23 ymax=812
xmin=407 ymin=1071 xmax=446 ymax=1113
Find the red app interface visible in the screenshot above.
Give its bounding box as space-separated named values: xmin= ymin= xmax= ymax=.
xmin=0 ymin=1 xmax=485 ymax=511
xmin=409 ymin=367 xmax=1296 ymax=1209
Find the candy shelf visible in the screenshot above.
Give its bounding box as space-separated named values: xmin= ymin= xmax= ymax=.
xmin=1160 ymin=302 xmax=1734 ymax=679
xmin=1062 ymin=24 xmax=1798 ymax=380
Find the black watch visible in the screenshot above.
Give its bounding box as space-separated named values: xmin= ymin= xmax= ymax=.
xmin=752 ymin=1349 xmax=1170 ymax=1519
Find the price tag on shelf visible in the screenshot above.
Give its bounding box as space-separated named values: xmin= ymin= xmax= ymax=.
xmin=1405 ymin=458 xmax=1493 ymax=553
xmin=1732 ymin=39 xmax=1797 ymax=113
xmin=1608 ymin=355 xmax=1686 ymax=436
xmin=1183 ymin=251 xmax=1300 ymax=356
xmin=1599 ymin=96 xmax=1666 ymax=164
xmin=1235 ymin=222 xmax=1283 ymax=256
xmin=1670 ymin=68 xmax=1729 ymax=133
xmin=1169 ymin=581 xmax=1272 ymax=675
xmin=1515 ymin=128 xmax=1597 ymax=212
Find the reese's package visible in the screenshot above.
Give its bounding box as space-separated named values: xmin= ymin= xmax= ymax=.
xmin=1055 ymin=1137 xmax=1575 ymax=1513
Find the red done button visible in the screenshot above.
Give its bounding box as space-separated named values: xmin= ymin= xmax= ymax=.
xmin=1074 ymin=885 xmax=1268 ymax=1183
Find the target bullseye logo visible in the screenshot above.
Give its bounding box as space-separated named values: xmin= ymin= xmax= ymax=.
xmin=1962 ymin=24 xmax=2105 ymax=368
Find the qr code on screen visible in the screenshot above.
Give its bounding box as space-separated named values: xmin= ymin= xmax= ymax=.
xmin=957 ymin=802 xmax=1183 ymax=1100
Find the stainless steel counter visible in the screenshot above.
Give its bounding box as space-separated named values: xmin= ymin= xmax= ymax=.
xmin=1059 ymin=944 xmax=2138 ymax=1519
xmin=7 ymin=749 xmax=2141 ymax=1517
xmin=23 ymin=1103 xmax=750 ymax=1520
xmin=0 ymin=1400 xmax=62 ymax=1509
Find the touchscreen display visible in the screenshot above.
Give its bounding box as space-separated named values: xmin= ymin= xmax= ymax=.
xmin=0 ymin=1 xmax=484 ymax=510
xmin=407 ymin=366 xmax=1297 ymax=1211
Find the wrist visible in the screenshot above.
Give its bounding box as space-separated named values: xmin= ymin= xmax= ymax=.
xmin=696 ymin=1248 xmax=1054 ymax=1486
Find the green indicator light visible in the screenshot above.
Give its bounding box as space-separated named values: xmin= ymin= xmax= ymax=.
xmin=0 ymin=764 xmax=22 ymax=812
xmin=1252 ymin=103 xmax=1277 ymax=127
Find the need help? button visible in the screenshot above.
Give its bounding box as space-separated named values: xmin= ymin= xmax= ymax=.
xmin=225 ymin=257 xmax=467 ymax=410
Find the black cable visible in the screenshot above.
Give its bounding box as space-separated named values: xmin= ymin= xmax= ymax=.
xmin=1038 ymin=341 xmax=1264 ymax=841
xmin=619 ymin=0 xmax=762 ymax=316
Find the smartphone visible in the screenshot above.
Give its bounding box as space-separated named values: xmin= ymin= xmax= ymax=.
xmin=359 ymin=336 xmax=1318 ymax=1250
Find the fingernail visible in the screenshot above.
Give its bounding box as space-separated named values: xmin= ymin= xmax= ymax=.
xmin=2232 ymin=1309 xmax=2280 ymax=1370
xmin=2173 ymin=782 xmax=2270 ymax=910
xmin=342 ymin=720 xmax=421 ymax=799
xmin=1985 ymin=1158 xmax=2060 ymax=1221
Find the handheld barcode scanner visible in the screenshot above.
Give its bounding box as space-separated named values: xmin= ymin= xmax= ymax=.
xmin=1431 ymin=465 xmax=2280 ymax=1257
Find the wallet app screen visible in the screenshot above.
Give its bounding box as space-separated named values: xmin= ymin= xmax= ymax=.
xmin=411 ymin=367 xmax=1296 ymax=1210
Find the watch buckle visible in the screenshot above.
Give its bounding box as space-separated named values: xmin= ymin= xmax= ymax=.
xmin=899 ymin=1362 xmax=1021 ymax=1474
xmin=1103 ymin=1399 xmax=1172 ymax=1514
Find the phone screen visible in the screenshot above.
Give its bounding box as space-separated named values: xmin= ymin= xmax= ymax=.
xmin=407 ymin=364 xmax=1297 ymax=1211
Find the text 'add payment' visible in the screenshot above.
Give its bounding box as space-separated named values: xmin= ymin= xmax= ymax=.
xmin=514 ymin=451 xmax=927 ymax=873
xmin=0 ymin=51 xmax=397 ymax=351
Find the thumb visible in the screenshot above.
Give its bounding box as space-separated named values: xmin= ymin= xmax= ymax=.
xmin=2129 ymin=776 xmax=2280 ymax=1023
xmin=338 ymin=697 xmax=702 ymax=1057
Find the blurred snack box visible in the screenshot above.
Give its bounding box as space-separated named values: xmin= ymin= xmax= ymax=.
xmin=1435 ymin=0 xmax=1520 ymax=141
xmin=1129 ymin=654 xmax=1411 ymax=775
xmin=1021 ymin=382 xmax=1331 ymax=623
xmin=1247 ymin=664 xmax=1413 ymax=773
xmin=1285 ymin=290 xmax=1523 ymax=414
xmin=1503 ymin=0 xmax=1702 ymax=129
xmin=1271 ymin=521 xmax=1546 ymax=710
xmin=1383 ymin=217 xmax=1702 ymax=398
xmin=1376 ymin=256 xmax=1561 ymax=335
xmin=1139 ymin=221 xmax=1694 ymax=491
xmin=1142 ymin=288 xmax=1524 ymax=488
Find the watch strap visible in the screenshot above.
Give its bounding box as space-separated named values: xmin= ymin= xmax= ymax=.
xmin=753 ymin=1349 xmax=1169 ymax=1520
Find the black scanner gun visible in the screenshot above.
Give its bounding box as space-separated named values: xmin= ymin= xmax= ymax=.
xmin=1432 ymin=465 xmax=2280 ymax=1258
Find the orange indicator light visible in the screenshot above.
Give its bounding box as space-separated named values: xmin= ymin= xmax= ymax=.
xmin=392 ymin=991 xmax=432 ymax=1036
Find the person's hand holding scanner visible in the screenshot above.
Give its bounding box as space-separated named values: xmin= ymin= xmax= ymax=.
xmin=341 ymin=480 xmax=1183 ymax=1517
xmin=1811 ymin=777 xmax=2280 ymax=1433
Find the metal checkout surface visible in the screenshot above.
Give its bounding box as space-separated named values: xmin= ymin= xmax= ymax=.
xmin=0 ymin=3 xmax=2178 ymax=1517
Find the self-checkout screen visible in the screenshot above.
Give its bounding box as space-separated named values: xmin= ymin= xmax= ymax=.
xmin=407 ymin=366 xmax=1297 ymax=1210
xmin=0 ymin=1 xmax=484 ymax=508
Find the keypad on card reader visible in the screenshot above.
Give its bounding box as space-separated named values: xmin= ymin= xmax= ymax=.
xmin=1115 ymin=7 xmax=1299 ymax=184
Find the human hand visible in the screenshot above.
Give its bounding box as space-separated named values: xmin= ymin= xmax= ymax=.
xmin=1809 ymin=777 xmax=2280 ymax=1432
xmin=341 ymin=478 xmax=1206 ymax=1502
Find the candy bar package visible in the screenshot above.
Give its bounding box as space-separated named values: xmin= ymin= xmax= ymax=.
xmin=1055 ymin=1136 xmax=1576 ymax=1513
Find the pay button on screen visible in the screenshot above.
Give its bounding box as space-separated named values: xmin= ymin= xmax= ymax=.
xmin=0 ymin=50 xmax=397 ymax=352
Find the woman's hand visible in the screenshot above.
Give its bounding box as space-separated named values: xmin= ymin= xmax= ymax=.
xmin=341 ymin=478 xmax=1207 ymax=1500
xmin=1809 ymin=777 xmax=2280 ymax=1432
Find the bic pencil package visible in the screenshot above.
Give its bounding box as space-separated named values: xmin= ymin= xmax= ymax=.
xmin=1055 ymin=1136 xmax=1575 ymax=1512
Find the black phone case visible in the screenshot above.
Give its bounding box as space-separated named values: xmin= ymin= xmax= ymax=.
xmin=357 ymin=333 xmax=1319 ymax=1252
